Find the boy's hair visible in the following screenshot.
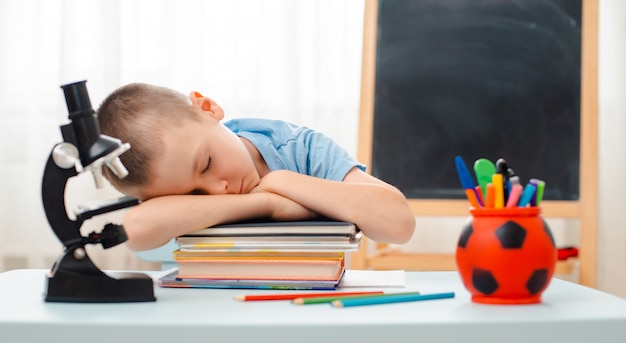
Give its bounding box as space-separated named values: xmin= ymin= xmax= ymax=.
xmin=97 ymin=83 xmax=200 ymax=194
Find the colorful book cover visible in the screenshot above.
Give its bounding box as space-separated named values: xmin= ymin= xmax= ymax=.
xmin=158 ymin=269 xmax=344 ymax=290
xmin=177 ymin=257 xmax=345 ymax=281
xmin=176 ymin=233 xmax=362 ymax=252
xmin=182 ymin=219 xmax=357 ymax=237
xmin=174 ymin=250 xmax=345 ymax=259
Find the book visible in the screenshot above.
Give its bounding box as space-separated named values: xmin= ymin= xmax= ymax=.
xmin=158 ymin=269 xmax=344 ymax=290
xmin=174 ymin=250 xmax=345 ymax=259
xmin=176 ymin=233 xmax=357 ymax=244
xmin=175 ymin=233 xmax=362 ymax=252
xmin=176 ymin=256 xmax=345 ymax=281
xmin=181 ymin=219 xmax=358 ymax=237
xmin=169 ymin=220 xmax=354 ymax=288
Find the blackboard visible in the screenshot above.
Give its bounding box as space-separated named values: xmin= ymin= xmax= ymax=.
xmin=370 ymin=0 xmax=582 ymax=200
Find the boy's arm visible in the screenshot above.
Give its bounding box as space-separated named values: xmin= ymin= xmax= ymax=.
xmin=252 ymin=168 xmax=416 ymax=244
xmin=122 ymin=192 xmax=316 ymax=251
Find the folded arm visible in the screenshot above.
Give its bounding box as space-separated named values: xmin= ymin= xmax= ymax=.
xmin=122 ymin=168 xmax=414 ymax=251
xmin=251 ymin=168 xmax=416 ymax=244
xmin=122 ymin=191 xmax=316 ymax=251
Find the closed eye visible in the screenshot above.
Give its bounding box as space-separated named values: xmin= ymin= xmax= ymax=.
xmin=189 ymin=189 xmax=207 ymax=195
xmin=201 ymin=158 xmax=211 ymax=174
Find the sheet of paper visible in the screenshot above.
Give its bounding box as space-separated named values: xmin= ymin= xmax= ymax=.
xmin=150 ymin=267 xmax=178 ymax=284
xmin=338 ymin=269 xmax=405 ymax=288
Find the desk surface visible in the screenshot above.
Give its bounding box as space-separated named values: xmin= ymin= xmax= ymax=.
xmin=1 ymin=269 xmax=626 ymax=343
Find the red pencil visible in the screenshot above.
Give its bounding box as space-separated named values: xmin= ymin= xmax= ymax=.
xmin=233 ymin=291 xmax=384 ymax=302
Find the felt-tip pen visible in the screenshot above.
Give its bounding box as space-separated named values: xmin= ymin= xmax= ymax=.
xmin=518 ymin=183 xmax=537 ymax=207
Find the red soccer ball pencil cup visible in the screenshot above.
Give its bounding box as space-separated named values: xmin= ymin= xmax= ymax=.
xmin=455 ymin=207 xmax=557 ymax=304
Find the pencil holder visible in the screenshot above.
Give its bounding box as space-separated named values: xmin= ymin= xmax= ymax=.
xmin=455 ymin=207 xmax=556 ymax=304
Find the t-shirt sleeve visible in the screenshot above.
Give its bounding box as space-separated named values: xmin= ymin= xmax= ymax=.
xmin=299 ymin=127 xmax=366 ymax=181
xmin=225 ymin=118 xmax=365 ymax=181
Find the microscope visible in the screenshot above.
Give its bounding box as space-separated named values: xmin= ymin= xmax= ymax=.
xmin=41 ymin=80 xmax=155 ymax=302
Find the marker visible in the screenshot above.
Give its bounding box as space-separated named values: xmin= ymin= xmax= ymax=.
xmin=485 ymin=183 xmax=495 ymax=208
xmin=473 ymin=158 xmax=496 ymax=199
xmin=492 ymin=173 xmax=504 ymax=208
xmin=331 ymin=292 xmax=455 ymax=308
xmin=465 ymin=189 xmax=481 ymax=208
xmin=505 ymin=184 xmax=523 ymax=208
xmin=495 ymin=158 xmax=510 ymax=203
xmin=529 ymin=179 xmax=545 ymax=206
xmin=518 ymin=183 xmax=537 ymax=207
xmin=474 ymin=185 xmax=485 ymax=206
xmin=506 ymin=167 xmax=516 ymax=178
xmin=495 ymin=158 xmax=509 ymax=176
xmin=535 ymin=180 xmax=546 ymax=206
xmin=505 ymin=166 xmax=516 ymax=201
xmin=455 ymin=156 xmax=483 ymax=207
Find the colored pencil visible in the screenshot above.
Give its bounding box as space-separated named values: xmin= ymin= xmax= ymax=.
xmin=233 ymin=291 xmax=383 ymax=302
xmin=331 ymin=292 xmax=455 ymax=308
xmin=292 ymin=291 xmax=420 ymax=305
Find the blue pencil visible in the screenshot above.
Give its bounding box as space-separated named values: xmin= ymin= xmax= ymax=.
xmin=331 ymin=292 xmax=455 ymax=308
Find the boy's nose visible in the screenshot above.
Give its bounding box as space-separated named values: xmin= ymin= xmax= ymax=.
xmin=208 ymin=180 xmax=229 ymax=195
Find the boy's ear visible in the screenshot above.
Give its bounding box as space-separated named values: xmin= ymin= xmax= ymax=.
xmin=189 ymin=91 xmax=224 ymax=120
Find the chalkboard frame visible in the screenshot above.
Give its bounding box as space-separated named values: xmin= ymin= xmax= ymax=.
xmin=354 ymin=0 xmax=598 ymax=286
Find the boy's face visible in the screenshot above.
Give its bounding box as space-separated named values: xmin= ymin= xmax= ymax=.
xmin=135 ymin=109 xmax=261 ymax=200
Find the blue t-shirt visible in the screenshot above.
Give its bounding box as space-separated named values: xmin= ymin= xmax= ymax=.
xmin=224 ymin=118 xmax=365 ymax=181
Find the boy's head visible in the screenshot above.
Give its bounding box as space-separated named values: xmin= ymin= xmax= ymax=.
xmin=97 ymin=83 xmax=198 ymax=195
xmin=97 ymin=83 xmax=261 ymax=200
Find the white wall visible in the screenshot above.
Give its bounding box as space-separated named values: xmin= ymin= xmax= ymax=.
xmin=596 ymin=0 xmax=626 ymax=297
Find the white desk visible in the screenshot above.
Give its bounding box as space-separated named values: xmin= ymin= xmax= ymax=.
xmin=1 ymin=269 xmax=626 ymax=343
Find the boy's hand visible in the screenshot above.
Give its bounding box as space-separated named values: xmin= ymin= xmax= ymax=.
xmin=268 ymin=193 xmax=318 ymax=221
xmin=250 ymin=178 xmax=317 ymax=220
xmin=249 ymin=170 xmax=283 ymax=194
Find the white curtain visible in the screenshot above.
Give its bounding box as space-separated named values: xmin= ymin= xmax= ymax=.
xmin=0 ymin=0 xmax=364 ymax=271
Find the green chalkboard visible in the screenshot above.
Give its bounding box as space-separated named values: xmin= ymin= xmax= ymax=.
xmin=370 ymin=0 xmax=582 ymax=200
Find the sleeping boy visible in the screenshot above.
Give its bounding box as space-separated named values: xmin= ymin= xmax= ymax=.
xmin=97 ymin=83 xmax=415 ymax=251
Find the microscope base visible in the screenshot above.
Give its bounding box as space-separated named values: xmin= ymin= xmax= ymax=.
xmin=45 ymin=269 xmax=156 ymax=303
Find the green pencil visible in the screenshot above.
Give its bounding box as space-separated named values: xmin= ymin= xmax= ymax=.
xmin=292 ymin=291 xmax=421 ymax=305
xmin=331 ymin=291 xmax=455 ymax=308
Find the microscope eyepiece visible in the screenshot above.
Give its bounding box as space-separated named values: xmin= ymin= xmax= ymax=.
xmin=61 ymin=80 xmax=94 ymax=118
xmin=60 ymin=80 xmax=115 ymax=168
xmin=58 ymin=80 xmax=132 ymax=185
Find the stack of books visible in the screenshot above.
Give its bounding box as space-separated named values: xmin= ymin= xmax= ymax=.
xmin=158 ymin=220 xmax=361 ymax=290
